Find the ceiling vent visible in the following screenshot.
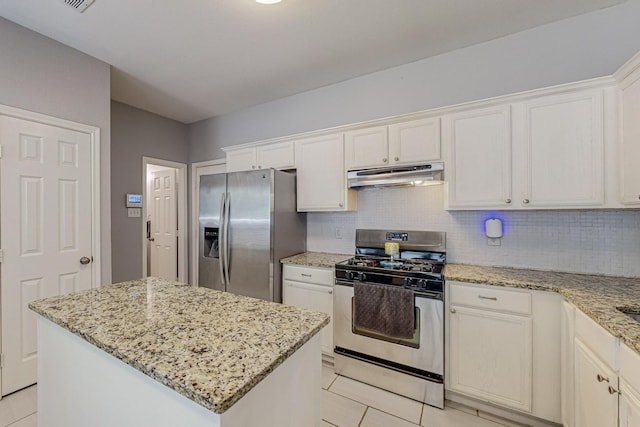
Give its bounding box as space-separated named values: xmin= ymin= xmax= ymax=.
xmin=62 ymin=0 xmax=96 ymax=13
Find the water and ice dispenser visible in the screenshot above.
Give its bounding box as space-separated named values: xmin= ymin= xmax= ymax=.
xmin=203 ymin=227 xmax=220 ymax=258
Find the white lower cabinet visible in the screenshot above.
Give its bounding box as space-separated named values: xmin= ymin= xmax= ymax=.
xmin=446 ymin=281 xmax=562 ymax=424
xmin=448 ymin=305 xmax=532 ymax=412
xmin=620 ymin=380 xmax=640 ymax=427
xmin=573 ymin=338 xmax=619 ymax=427
xmin=282 ymin=265 xmax=334 ymax=355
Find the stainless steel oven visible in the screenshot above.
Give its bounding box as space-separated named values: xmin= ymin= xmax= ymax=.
xmin=333 ymin=229 xmax=445 ymax=408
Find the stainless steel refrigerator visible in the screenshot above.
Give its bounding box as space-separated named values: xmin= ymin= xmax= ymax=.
xmin=198 ymin=169 xmax=306 ymax=302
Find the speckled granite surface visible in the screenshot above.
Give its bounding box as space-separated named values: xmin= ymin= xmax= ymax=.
xmin=281 ymin=252 xmax=352 ymax=269
xmin=29 ymin=277 xmax=329 ymax=414
xmin=446 ymin=264 xmax=640 ymax=354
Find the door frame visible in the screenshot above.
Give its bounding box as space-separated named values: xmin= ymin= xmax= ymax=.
xmin=0 ymin=103 xmax=101 ymax=399
xmin=141 ymin=157 xmax=187 ymax=283
xmin=190 ymin=159 xmax=226 ymax=286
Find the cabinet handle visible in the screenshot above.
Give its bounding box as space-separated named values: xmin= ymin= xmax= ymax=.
xmin=505 ymin=198 xmax=511 ymax=204
xmin=382 ymin=158 xmax=388 ymax=163
xmin=252 ymin=165 xmax=256 ymax=169
xmin=478 ymin=295 xmax=498 ymax=301
xmin=301 ymin=274 xmax=312 ymax=278
xmin=638 ymin=194 xmax=640 ymax=200
xmin=328 ymin=289 xmax=333 ymax=295
xmin=339 ymin=203 xmax=343 ymax=207
xmin=597 ymin=374 xmax=610 ymax=383
xmin=523 ymin=199 xmax=530 ymax=204
xmin=450 ymin=308 xmax=456 ymax=313
xmin=608 ymin=385 xmax=620 ymax=395
xmin=258 ymin=165 xmax=262 ymax=169
xmin=394 ymin=156 xmax=400 ymax=161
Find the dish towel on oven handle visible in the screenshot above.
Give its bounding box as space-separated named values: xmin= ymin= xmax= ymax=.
xmin=353 ymin=282 xmax=415 ymax=339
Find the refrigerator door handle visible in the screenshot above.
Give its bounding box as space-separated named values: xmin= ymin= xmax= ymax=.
xmin=219 ymin=192 xmax=227 ymax=286
xmin=223 ymin=192 xmax=231 ymax=287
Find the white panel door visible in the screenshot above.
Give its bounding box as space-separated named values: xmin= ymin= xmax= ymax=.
xmin=620 ymin=72 xmax=640 ymax=205
xmin=0 ymin=115 xmax=93 ymax=395
xmin=621 ymin=380 xmax=640 ymax=427
xmin=389 ymin=117 xmax=441 ymax=165
xmin=226 ymin=147 xmax=256 ymax=172
xmin=283 ymin=279 xmax=333 ymax=354
xmin=516 ymin=90 xmax=604 ymax=208
xmin=344 ymin=126 xmax=389 ymax=170
xmin=448 ymin=305 xmax=532 ymax=412
xmin=150 ymin=169 xmax=177 ymax=281
xmin=256 ymin=141 xmax=295 ymax=170
xmin=573 ymin=338 xmax=619 ymax=427
xmin=445 ymin=105 xmax=513 ymax=209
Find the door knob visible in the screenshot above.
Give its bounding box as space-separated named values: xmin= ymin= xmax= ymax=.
xmin=80 ymin=256 xmax=91 ymax=265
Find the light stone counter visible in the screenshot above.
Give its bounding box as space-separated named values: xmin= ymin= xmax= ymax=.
xmin=281 ymin=251 xmax=352 ymax=269
xmin=445 ymin=264 xmax=640 ymax=354
xmin=29 ymin=277 xmax=329 ymax=414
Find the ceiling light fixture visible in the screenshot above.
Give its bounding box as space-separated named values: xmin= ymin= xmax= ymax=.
xmin=256 ymin=0 xmax=281 ymax=4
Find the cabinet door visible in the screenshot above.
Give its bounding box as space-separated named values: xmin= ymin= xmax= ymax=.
xmin=621 ymin=380 xmax=640 ymax=427
xmin=226 ymin=147 xmax=256 ymax=172
xmin=620 ymin=72 xmax=640 ymax=205
xmin=516 ymin=90 xmax=604 ymax=208
xmin=295 ymin=134 xmax=355 ymax=211
xmin=449 ymin=305 xmax=532 ymax=412
xmin=283 ymin=279 xmax=333 ymax=354
xmin=561 ymin=301 xmax=576 ymax=427
xmin=344 ymin=126 xmax=388 ymax=170
xmin=257 ymin=141 xmax=295 ymax=170
xmin=389 ymin=117 xmax=441 ymax=165
xmin=446 ymin=105 xmax=512 ymax=209
xmin=574 ymin=338 xmax=619 ymax=427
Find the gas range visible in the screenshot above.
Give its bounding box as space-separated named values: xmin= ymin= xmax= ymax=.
xmin=335 ymin=230 xmax=446 ymax=297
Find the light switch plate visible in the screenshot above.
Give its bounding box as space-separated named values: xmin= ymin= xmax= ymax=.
xmin=128 ymin=208 xmax=141 ymax=218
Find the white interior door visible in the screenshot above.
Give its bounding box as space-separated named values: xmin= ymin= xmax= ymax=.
xmin=0 ymin=115 xmax=93 ymax=395
xmin=149 ymin=169 xmax=177 ymax=280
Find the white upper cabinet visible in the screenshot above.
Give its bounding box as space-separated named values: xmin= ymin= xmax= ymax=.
xmin=345 ymin=118 xmax=441 ymax=170
xmin=345 ymin=126 xmax=389 ymax=170
xmin=446 ymin=87 xmax=607 ymax=210
xmin=445 ymin=105 xmax=513 ymax=209
xmin=513 ymin=90 xmax=605 ymax=208
xmin=295 ymin=133 xmax=356 ymax=212
xmin=388 ymin=117 xmax=441 ymax=165
xmin=618 ymin=53 xmax=640 ymax=206
xmin=225 ymin=141 xmax=295 ymax=172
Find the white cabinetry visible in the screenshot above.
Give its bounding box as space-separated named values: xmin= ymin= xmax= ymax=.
xmin=345 ymin=118 xmax=441 ymax=170
xmin=282 ymin=265 xmax=334 ymax=355
xmin=295 ymin=133 xmax=356 ymax=212
xmin=514 ymin=90 xmax=604 ymax=208
xmin=620 ymin=380 xmax=640 ymax=427
xmin=447 ymin=281 xmax=562 ymax=423
xmin=561 ymin=301 xmax=576 ymax=427
xmin=225 ymin=141 xmax=295 ymax=172
xmin=445 ymin=105 xmax=512 ymax=208
xmin=446 ymin=88 xmax=606 ymax=210
xmin=617 ymin=53 xmax=640 ymax=206
xmin=447 ymin=282 xmax=533 ymax=412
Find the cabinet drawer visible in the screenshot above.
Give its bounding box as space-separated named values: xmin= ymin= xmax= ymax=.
xmin=283 ymin=265 xmax=333 ymax=286
xmin=449 ymin=282 xmax=531 ymax=315
xmin=575 ymin=308 xmax=619 ymax=370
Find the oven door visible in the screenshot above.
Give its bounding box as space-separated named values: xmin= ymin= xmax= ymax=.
xmin=334 ymin=282 xmax=443 ymax=376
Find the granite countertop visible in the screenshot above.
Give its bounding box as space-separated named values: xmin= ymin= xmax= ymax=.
xmin=281 ymin=252 xmax=352 ymax=269
xmin=445 ymin=264 xmax=640 ymax=354
xmin=29 ymin=277 xmax=329 ymax=414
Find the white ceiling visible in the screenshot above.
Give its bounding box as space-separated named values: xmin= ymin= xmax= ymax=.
xmin=0 ymin=0 xmax=628 ymax=124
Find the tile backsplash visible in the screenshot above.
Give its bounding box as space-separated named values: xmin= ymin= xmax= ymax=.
xmin=306 ymin=185 xmax=640 ymax=277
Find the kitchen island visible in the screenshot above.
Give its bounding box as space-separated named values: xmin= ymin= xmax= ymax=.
xmin=29 ymin=277 xmax=329 ymax=427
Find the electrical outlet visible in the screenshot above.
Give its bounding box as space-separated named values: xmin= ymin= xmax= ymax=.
xmin=128 ymin=208 xmax=141 ymax=218
xmin=487 ymin=237 xmax=501 ymax=246
xmin=334 ymin=227 xmax=343 ymax=239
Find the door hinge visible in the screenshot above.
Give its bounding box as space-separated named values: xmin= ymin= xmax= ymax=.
xmin=0 ymin=144 xmax=3 ymax=159
xmin=0 ymin=353 xmax=5 ymax=369
xmin=0 ymin=248 xmax=4 ymax=263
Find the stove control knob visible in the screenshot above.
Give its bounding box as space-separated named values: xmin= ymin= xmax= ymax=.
xmin=417 ymin=279 xmax=428 ymax=289
xmin=402 ymin=277 xmax=414 ymax=287
xmin=345 ymin=271 xmax=355 ymax=280
xmin=357 ymin=272 xmax=367 ymax=281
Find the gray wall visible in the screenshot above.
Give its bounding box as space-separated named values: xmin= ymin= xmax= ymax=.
xmin=111 ymin=101 xmax=188 ymax=283
xmin=188 ymin=0 xmax=640 ymax=161
xmin=0 ymin=17 xmax=113 ymax=284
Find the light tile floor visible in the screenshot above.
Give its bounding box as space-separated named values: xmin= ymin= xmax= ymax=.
xmin=0 ymin=367 xmax=522 ymax=427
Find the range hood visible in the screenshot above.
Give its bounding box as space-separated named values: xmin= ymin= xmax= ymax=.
xmin=347 ymin=162 xmax=444 ymax=189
